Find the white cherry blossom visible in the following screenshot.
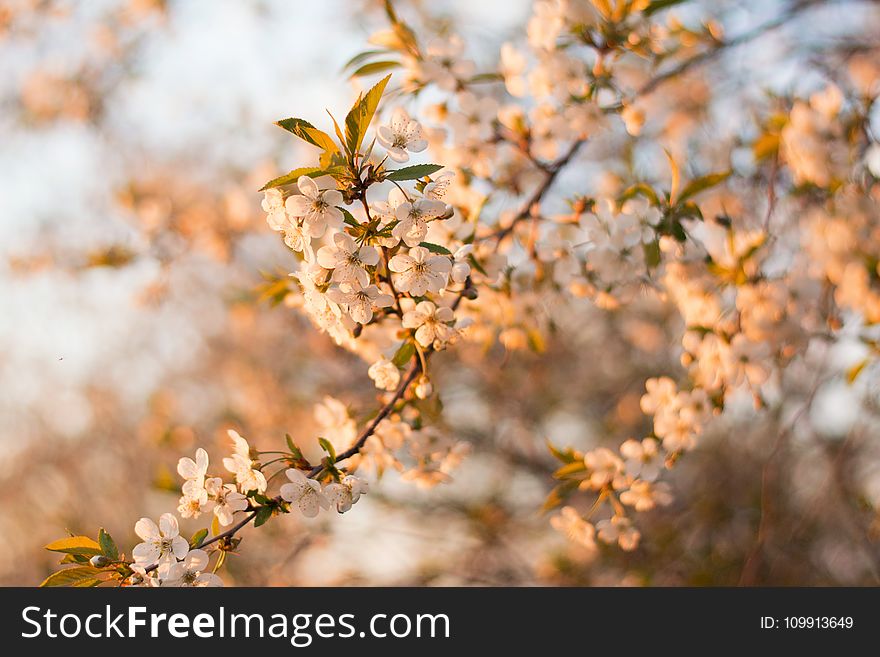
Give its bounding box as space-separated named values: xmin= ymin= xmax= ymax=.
xmin=132 ymin=513 xmax=188 ymax=568
xmin=377 ymin=107 xmax=428 ymax=162
xmin=388 ymin=246 xmax=452 ymax=296
xmin=280 ymin=468 xmax=330 ymax=518
xmin=284 ymin=175 xmax=344 ymax=237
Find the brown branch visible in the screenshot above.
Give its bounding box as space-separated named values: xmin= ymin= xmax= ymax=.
xmin=490 ymin=140 xmax=586 ymax=244
xmin=634 ymin=0 xmax=825 ymax=100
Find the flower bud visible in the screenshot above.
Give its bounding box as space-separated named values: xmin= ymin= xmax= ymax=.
xmin=89 ymin=555 xmax=111 ymax=568
xmin=414 ymin=375 xmax=433 ymax=399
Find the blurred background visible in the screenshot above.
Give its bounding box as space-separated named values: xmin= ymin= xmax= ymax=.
xmin=3 ymin=0 xmax=880 ymax=586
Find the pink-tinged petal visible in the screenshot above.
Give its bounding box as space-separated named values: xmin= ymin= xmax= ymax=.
xmin=408 ymin=246 xmax=429 ymax=262
xmin=408 ymin=138 xmax=428 ymax=152
xmin=134 ymin=517 xmax=159 ymax=541
xmin=159 ymin=513 xmax=180 ymax=538
xmin=402 ymin=230 xmax=423 ymax=248
xmin=427 ymin=253 xmax=452 ymax=270
xmin=195 ymin=448 xmax=209 ymax=473
xmin=376 ymin=126 xmax=395 ymax=149
xmin=196 ymin=573 xmax=224 ymax=587
xmin=299 ymin=494 xmax=320 ymax=518
xmin=303 ymin=216 xmax=327 ymax=238
xmin=415 ymin=300 xmax=436 ymax=315
xmin=177 ymin=457 xmax=198 ymax=480
xmin=322 ymin=189 xmax=343 ymax=206
xmin=297 ymin=175 xmax=319 ymax=199
xmin=132 ymin=542 xmax=159 ymax=565
xmin=394 ymin=202 xmax=414 ymax=222
xmin=324 ymin=206 xmax=344 ymax=228
xmin=373 ymin=293 xmax=394 ymax=308
xmin=230 ymin=495 xmax=249 ymax=512
xmin=402 ymin=311 xmax=425 ymax=329
xmin=316 ymin=246 xmax=338 ymax=269
xmin=388 ymin=254 xmax=414 ymax=272
xmin=415 ymin=324 xmax=434 ymax=348
xmin=185 ymin=549 xmax=210 ymax=572
xmin=409 ymin=277 xmax=428 ymax=297
xmin=387 ymin=187 xmax=407 ymax=208
xmin=157 ymin=561 xmax=183 ymax=582
xmin=390 ymin=107 xmax=409 ymax=131
xmin=387 ymin=147 xmax=409 ymax=163
xmin=285 ymin=195 xmax=311 ymax=216
xmin=252 ymin=470 xmax=268 ymax=493
xmin=215 ymin=505 xmax=234 ymax=526
xmin=435 ymin=306 xmax=454 ymax=322
xmin=279 ymin=483 xmax=298 ymax=502
xmin=325 ymin=287 xmax=350 ymax=305
xmin=358 ymin=246 xmax=380 ymax=267
xmin=349 ymin=299 xmax=372 ymax=324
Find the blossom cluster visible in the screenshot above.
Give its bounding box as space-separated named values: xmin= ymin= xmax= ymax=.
xmin=39 ymin=0 xmax=880 ymax=585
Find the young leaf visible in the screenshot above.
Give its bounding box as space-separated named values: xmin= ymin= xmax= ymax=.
xmin=418 ymin=241 xmax=452 ymax=255
xmin=343 ymin=49 xmax=391 ymax=72
xmin=618 ymin=182 xmax=659 ymax=206
xmin=341 ymin=208 xmax=361 ymax=228
xmin=260 ymin=166 xmax=325 ymax=191
xmin=546 ymin=440 xmax=580 ymax=464
xmin=345 ymin=74 xmax=391 ymax=156
xmin=98 ymin=528 xmax=118 ymax=560
xmin=665 ymin=149 xmax=681 ymax=206
xmin=45 ymin=536 xmax=103 ymax=556
xmin=40 ymin=567 xmax=101 ymax=587
xmin=350 ymin=60 xmax=401 ymax=78
xmin=644 ymin=0 xmax=689 ymax=16
xmin=318 ymin=437 xmax=337 ymax=462
xmin=253 ymin=505 xmax=274 ymax=528
xmin=189 ymin=528 xmax=209 ymax=549
xmin=553 ymin=461 xmax=587 ymax=479
xmin=392 ymin=340 xmax=415 ymax=367
xmin=285 ymin=433 xmax=303 ymax=460
xmin=541 ymin=480 xmax=579 ymax=514
xmin=677 ymin=171 xmax=731 ymax=204
xmin=276 ymin=118 xmax=339 ymax=155
xmin=384 ymin=163 xmax=444 ymax=181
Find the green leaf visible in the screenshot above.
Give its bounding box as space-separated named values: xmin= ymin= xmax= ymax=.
xmin=189 ymin=528 xmax=209 ymax=549
xmin=285 ymin=433 xmax=303 ymax=459
xmin=341 ymin=208 xmax=361 ymax=228
xmin=467 ymin=253 xmax=488 ymax=277
xmin=318 ymin=437 xmax=337 ymax=462
xmin=547 ymin=440 xmax=580 ymax=464
xmin=644 ymin=0 xmax=689 ymax=16
xmin=60 ymin=553 xmax=90 ymax=564
xmin=260 ymin=166 xmax=325 ymax=191
xmin=98 ymin=528 xmax=118 ymax=560
xmin=350 ymin=60 xmax=400 ymax=78
xmin=553 ymin=461 xmax=587 ymax=479
xmin=276 ymin=118 xmax=340 ymax=155
xmin=253 ymin=506 xmax=274 ymax=528
xmin=677 ymin=171 xmax=731 ymax=204
xmin=418 ymin=241 xmax=452 ymax=255
xmin=847 ymin=359 xmax=868 ymax=384
xmin=384 ymin=164 xmax=444 ymax=181
xmin=40 ymin=567 xmax=101 ymax=587
xmin=345 ymin=74 xmax=391 ymax=156
xmin=392 ymin=341 xmax=415 ymax=368
xmin=619 ymin=183 xmax=659 ymax=206
xmin=541 ymin=480 xmax=579 ymax=514
xmin=643 ymin=240 xmax=661 ymax=268
xmin=45 ymin=536 xmax=103 ymax=556
xmin=343 ymin=49 xmax=391 ymax=72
